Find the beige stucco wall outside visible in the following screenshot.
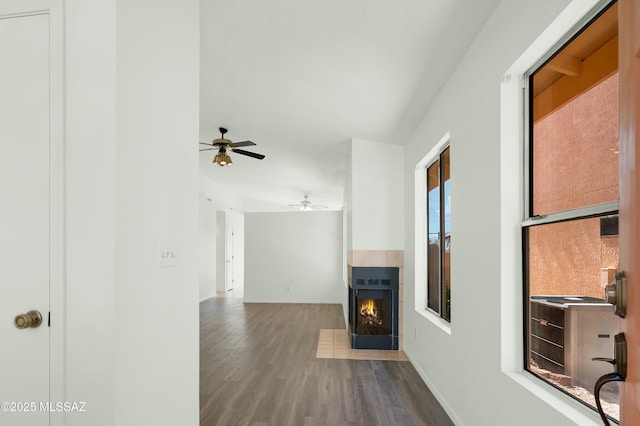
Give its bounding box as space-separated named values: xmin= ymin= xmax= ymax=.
xmin=529 ymin=72 xmax=619 ymax=298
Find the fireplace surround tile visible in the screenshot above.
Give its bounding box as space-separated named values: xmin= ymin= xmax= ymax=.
xmin=351 ymin=250 xmax=370 ymax=266
xmin=369 ymin=250 xmax=387 ymax=266
xmin=386 ymin=250 xmax=404 ymax=267
xmin=348 ymin=250 xmax=405 ymax=268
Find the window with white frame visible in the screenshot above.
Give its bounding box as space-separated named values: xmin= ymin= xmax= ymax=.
xmin=426 ymin=146 xmax=451 ymax=322
xmin=523 ymin=1 xmax=620 ymax=421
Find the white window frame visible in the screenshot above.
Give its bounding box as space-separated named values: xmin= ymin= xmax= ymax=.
xmin=414 ymin=132 xmax=451 ymax=333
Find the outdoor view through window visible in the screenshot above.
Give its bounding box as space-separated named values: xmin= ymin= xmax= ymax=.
xmin=427 ymin=147 xmax=451 ymax=321
xmin=525 ymin=2 xmax=620 ymax=422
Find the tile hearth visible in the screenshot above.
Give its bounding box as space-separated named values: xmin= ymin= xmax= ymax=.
xmin=316 ymin=329 xmax=408 ymax=361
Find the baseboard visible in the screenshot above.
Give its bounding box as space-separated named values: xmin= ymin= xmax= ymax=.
xmin=242 ymin=298 xmax=343 ymax=304
xmin=199 ymin=294 xmax=216 ymax=303
xmin=404 ymin=350 xmax=464 ymax=426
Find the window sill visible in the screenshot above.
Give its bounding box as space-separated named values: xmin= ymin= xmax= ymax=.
xmin=415 ymin=307 xmax=452 ymax=335
xmin=504 ymin=370 xmax=605 ymax=426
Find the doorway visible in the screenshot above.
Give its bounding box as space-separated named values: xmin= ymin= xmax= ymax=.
xmin=215 ymin=210 xmax=244 ymax=299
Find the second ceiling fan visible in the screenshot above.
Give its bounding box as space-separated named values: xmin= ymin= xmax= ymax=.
xmin=199 ymin=127 xmax=265 ymax=166
xmin=289 ymin=195 xmax=328 ymax=211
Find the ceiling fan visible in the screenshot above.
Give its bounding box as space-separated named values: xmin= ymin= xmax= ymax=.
xmin=199 ymin=127 xmax=265 ymax=166
xmin=289 ymin=195 xmax=328 ymax=212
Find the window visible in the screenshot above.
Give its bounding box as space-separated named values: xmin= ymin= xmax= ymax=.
xmin=427 ymin=146 xmax=450 ymax=321
xmin=414 ymin=133 xmax=450 ymax=326
xmin=523 ymin=2 xmax=620 ymax=421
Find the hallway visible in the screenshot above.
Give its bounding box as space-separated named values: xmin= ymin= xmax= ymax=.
xmin=200 ymin=299 xmax=453 ymax=425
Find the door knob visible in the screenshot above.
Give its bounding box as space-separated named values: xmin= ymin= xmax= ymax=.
xmin=14 ymin=310 xmax=43 ymax=329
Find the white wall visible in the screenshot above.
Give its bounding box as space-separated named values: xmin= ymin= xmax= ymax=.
xmin=64 ymin=1 xmax=200 ymax=425
xmin=244 ymin=211 xmax=343 ymax=303
xmin=351 ymin=138 xmax=404 ymax=250
xmin=199 ymin=194 xmax=217 ymax=301
xmin=402 ymin=1 xmax=606 ymax=425
xmin=113 ymin=2 xmax=199 ymax=426
xmin=64 ymin=1 xmax=116 ymax=424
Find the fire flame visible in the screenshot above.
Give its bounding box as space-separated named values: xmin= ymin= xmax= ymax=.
xmin=360 ymin=299 xmax=382 ymax=325
xmin=361 ymin=299 xmax=377 ymax=317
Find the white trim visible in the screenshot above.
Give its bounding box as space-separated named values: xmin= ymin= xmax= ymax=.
xmin=415 ymin=132 xmax=451 ymax=172
xmin=499 ymin=1 xmax=613 ymax=424
xmin=414 ymin=132 xmax=450 ymax=329
xmin=415 ymin=308 xmax=452 ymax=335
xmin=522 ymin=201 xmax=619 ymax=227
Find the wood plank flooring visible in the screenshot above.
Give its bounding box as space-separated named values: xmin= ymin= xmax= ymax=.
xmin=200 ymin=299 xmax=453 ymax=426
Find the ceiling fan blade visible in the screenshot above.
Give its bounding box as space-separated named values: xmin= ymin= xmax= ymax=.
xmin=199 ymin=142 xmax=213 ymax=146
xmin=199 ymin=148 xmax=214 ymax=152
xmin=229 ymin=140 xmax=256 ymax=148
xmin=232 ymin=148 xmax=265 ymax=160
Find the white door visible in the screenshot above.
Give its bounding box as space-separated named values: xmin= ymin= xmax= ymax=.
xmin=0 ymin=12 xmax=50 ymax=426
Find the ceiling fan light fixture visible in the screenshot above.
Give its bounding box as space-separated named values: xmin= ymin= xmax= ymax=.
xmin=213 ymin=152 xmax=223 ymax=165
xmin=213 ymin=148 xmax=233 ymax=166
xmin=290 ymin=194 xmax=328 ymax=212
xmin=200 ymin=127 xmax=264 ymax=166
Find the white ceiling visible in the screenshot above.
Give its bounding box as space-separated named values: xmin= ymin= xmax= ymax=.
xmin=199 ymin=0 xmax=500 ymax=212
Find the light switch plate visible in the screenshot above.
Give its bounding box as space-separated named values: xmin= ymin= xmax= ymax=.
xmin=159 ymin=248 xmax=177 ymax=268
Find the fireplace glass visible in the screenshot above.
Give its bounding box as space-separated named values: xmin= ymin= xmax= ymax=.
xmin=355 ymin=296 xmax=391 ymax=336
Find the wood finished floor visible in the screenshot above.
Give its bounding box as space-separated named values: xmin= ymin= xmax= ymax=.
xmin=200 ymin=299 xmax=453 ymax=426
